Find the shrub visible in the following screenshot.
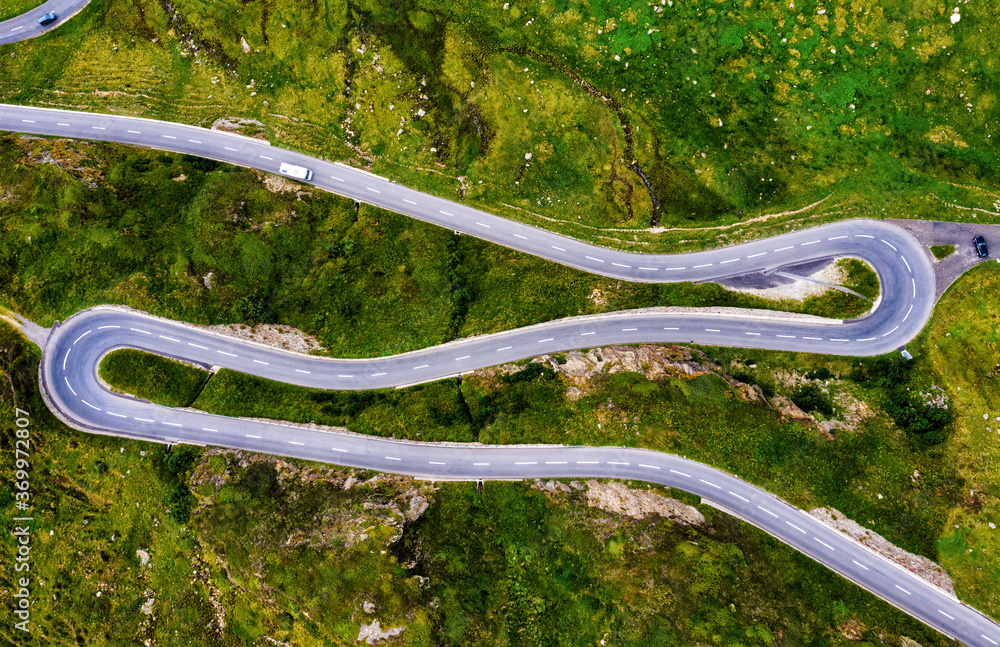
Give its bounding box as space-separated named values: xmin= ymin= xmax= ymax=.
xmin=805 ymin=368 xmax=834 ymax=381
xmin=791 ymin=384 xmax=834 ymax=416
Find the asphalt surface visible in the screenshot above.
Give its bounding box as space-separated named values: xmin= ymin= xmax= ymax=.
xmin=1 ymin=104 xmax=937 ymax=356
xmin=5 ymin=108 xmax=996 ymax=643
xmin=39 ymin=308 xmax=1000 ymax=646
xmin=0 ymin=0 xmax=90 ymax=45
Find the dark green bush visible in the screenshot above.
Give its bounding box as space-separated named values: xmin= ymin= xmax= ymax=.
xmin=791 ymin=384 xmax=834 ymax=416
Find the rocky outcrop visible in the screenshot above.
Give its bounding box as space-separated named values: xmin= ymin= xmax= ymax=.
xmin=810 ymin=507 xmax=955 ymax=596
xmin=584 ymin=480 xmax=705 ymax=525
xmin=357 ymin=620 xmax=404 ymax=644
xmin=531 ymin=478 xmax=704 ymax=525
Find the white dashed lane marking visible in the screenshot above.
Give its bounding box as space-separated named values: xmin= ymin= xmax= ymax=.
xmin=852 ymin=560 xmax=869 ymax=571
xmin=107 ymin=412 xmax=127 ymax=418
xmin=385 ymin=456 xmax=401 ymax=461
xmin=188 ymin=343 xmax=208 ymax=350
xmin=729 ymin=491 xmax=750 ymax=503
xmin=895 ymin=585 xmax=911 ymax=595
xmin=814 ymin=538 xmax=836 ymax=551
xmin=64 ymin=377 xmax=77 ymax=396
xmin=254 ymin=359 xmax=269 ymax=365
xmin=747 ymin=252 xmax=767 ymax=258
xmin=296 ymin=369 xmax=311 ymax=374
xmin=585 ymin=256 xmax=605 ymax=263
xmin=774 ymin=246 xmax=794 ymax=252
xmin=699 ymin=478 xmax=721 ymax=489
xmin=130 ymin=328 xmax=151 ymax=334
xmin=612 ymin=262 xmax=631 ymax=268
xmin=693 ymin=263 xmax=713 ymax=268
xmin=403 ymin=199 xmax=417 ymax=204
xmin=159 ymin=335 xmax=180 ymax=342
xmin=881 ymin=239 xmax=898 ymax=251
xmin=757 ymin=505 xmax=779 ymax=518
xmin=73 ymin=330 xmax=92 ymax=344
xmin=217 ymin=350 xmax=237 ymax=357
xmin=162 ymin=422 xmax=182 ymax=427
xmin=786 ymin=521 xmax=807 ymax=534
xmin=669 ymin=469 xmax=691 ymax=478
xmin=938 ymin=610 xmax=955 ymax=620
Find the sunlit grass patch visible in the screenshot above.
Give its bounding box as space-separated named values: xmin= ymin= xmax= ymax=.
xmin=99 ymin=348 xmax=209 ymax=407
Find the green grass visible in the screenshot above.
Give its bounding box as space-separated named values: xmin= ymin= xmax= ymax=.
xmin=839 ymin=258 xmax=880 ymax=301
xmin=921 ymin=262 xmax=1000 ymax=619
xmin=0 ymin=136 xmax=876 ymax=363
xmin=931 ymin=244 xmax=957 ymax=261
xmin=2 ymin=319 xmax=959 ymax=646
xmin=99 ymin=348 xmax=209 ymax=407
xmin=0 ymin=0 xmax=997 ymax=252
xmin=0 ymin=0 xmax=45 ymax=22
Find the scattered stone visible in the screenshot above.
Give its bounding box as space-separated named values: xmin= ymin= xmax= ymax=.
xmin=811 ymin=507 xmax=955 ymax=595
xmin=363 ymin=601 xmax=375 ymax=614
xmin=136 ymin=549 xmax=150 ymax=566
xmin=357 ymin=620 xmax=404 ymax=644
xmin=583 ymin=480 xmax=704 ymax=525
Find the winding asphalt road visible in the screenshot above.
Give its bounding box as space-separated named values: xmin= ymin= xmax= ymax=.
xmin=0 ymin=0 xmax=89 ymax=45
xmin=2 ymin=89 xmax=995 ymax=647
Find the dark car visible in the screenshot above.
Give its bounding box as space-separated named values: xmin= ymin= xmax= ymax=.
xmin=974 ymin=235 xmax=989 ymax=258
xmin=37 ymin=12 xmax=57 ymax=25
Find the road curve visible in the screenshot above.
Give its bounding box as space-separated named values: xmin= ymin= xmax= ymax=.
xmin=1 ymin=103 xmax=935 ymax=356
xmin=0 ymin=0 xmax=89 ymax=45
xmin=10 ymin=104 xmax=987 ymax=642
xmin=39 ymin=307 xmax=1000 ymax=646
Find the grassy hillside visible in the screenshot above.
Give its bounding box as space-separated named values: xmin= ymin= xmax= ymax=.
xmin=0 ymin=136 xmax=873 ymax=358
xmin=0 ymin=320 xmax=959 ymax=645
xmin=0 ymin=0 xmax=997 ymax=250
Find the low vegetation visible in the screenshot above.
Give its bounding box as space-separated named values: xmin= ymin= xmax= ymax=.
xmin=0 ymin=136 xmax=876 ymax=361
xmin=0 ymin=0 xmax=997 ymax=252
xmin=931 ymin=244 xmax=957 ymax=260
xmin=0 ymin=0 xmax=45 ymax=22
xmin=0 ymin=322 xmax=961 ymax=645
xmin=99 ymin=349 xmax=208 ymax=408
